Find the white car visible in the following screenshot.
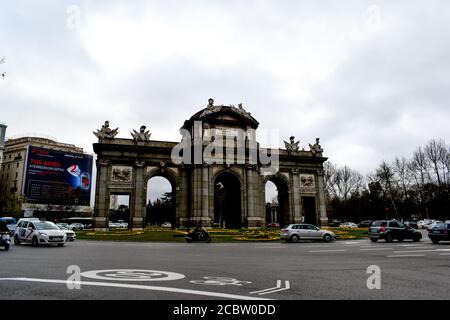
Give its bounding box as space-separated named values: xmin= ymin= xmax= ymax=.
xmin=339 ymin=222 xmax=358 ymax=228
xmin=14 ymin=220 xmax=66 ymax=247
xmin=161 ymin=222 xmax=172 ymax=228
xmin=57 ymin=225 xmax=76 ymax=241
xmin=417 ymin=220 xmax=426 ymax=229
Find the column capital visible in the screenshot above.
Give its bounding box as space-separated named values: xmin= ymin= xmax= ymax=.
xmin=135 ymin=160 xmax=146 ymax=167
xmin=98 ymin=159 xmax=110 ymax=166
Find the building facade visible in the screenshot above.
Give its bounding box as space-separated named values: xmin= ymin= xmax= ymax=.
xmin=0 ymin=124 xmax=6 ymax=167
xmin=93 ymin=100 xmax=329 ymax=229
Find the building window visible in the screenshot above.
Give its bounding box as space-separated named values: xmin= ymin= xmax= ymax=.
xmin=17 ymin=162 xmax=19 ymax=168
xmin=15 ymin=172 xmax=18 ymax=178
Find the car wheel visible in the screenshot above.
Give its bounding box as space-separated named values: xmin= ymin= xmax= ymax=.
xmin=397 ymin=238 xmax=403 ymax=242
xmin=370 ymin=238 xmax=378 ymax=242
xmin=4 ymin=242 xmax=9 ymax=251
xmin=323 ymin=234 xmax=332 ymax=242
xmin=14 ymin=235 xmax=20 ymax=245
xmin=431 ymin=239 xmax=440 ymax=244
xmin=413 ymin=235 xmax=421 ymax=242
xmin=290 ymin=235 xmax=299 ymax=243
xmin=385 ymin=233 xmax=393 ymax=243
xmin=32 ymin=236 xmax=39 ymax=247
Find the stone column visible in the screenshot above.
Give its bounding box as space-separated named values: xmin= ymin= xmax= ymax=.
xmin=201 ymin=165 xmax=212 ymax=226
xmin=190 ymin=166 xmax=202 ymax=226
xmin=178 ymin=165 xmax=189 ymax=227
xmin=246 ymin=165 xmax=261 ymax=228
xmin=291 ymin=168 xmax=302 ymax=223
xmin=131 ymin=160 xmax=145 ymax=230
xmin=94 ymin=159 xmax=110 ymax=230
xmin=317 ymin=170 xmax=328 ymax=226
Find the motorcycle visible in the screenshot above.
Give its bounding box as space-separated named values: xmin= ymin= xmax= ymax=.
xmin=0 ymin=232 xmax=11 ymax=251
xmin=185 ymin=229 xmax=212 ymax=243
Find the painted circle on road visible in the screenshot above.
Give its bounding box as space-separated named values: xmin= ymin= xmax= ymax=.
xmin=80 ymin=269 xmax=185 ymax=282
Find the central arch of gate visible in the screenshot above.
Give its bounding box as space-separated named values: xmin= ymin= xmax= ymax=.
xmin=92 ymin=100 xmax=328 ymax=229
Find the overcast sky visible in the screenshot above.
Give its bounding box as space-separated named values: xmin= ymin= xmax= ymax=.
xmin=1 ymin=1 xmax=450 ymax=201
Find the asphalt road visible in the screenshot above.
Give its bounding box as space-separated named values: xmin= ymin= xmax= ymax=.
xmin=0 ymin=232 xmax=449 ymax=300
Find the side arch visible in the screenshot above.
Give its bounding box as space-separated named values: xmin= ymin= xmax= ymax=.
xmin=263 ymin=173 xmax=292 ymax=226
xmin=144 ymin=168 xmax=180 ymax=228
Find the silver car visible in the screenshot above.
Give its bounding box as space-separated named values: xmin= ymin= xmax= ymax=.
xmin=281 ymin=224 xmax=336 ymax=243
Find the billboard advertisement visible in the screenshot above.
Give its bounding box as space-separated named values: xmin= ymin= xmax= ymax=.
xmin=23 ymin=146 xmax=93 ymax=206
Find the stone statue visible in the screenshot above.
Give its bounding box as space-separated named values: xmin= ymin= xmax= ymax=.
xmin=131 ymin=125 xmax=151 ymax=143
xmin=309 ymin=138 xmax=324 ymax=154
xmin=207 ymin=98 xmax=215 ymax=110
xmin=93 ymin=120 xmax=119 ymax=140
xmin=201 ymin=98 xmax=223 ymax=116
xmin=284 ymin=136 xmax=300 ymax=154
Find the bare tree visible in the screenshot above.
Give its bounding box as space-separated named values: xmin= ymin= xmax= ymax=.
xmin=393 ymin=156 xmax=412 ymax=201
xmin=425 ymin=139 xmax=448 ymax=187
xmin=374 ymin=161 xmax=399 ymax=219
xmin=326 ymin=163 xmax=364 ymax=202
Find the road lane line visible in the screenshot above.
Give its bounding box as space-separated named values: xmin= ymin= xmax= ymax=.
xmin=387 ymin=254 xmax=425 ymax=258
xmin=308 ymin=249 xmax=347 ymax=253
xmin=393 ymin=249 xmax=437 ymax=254
xmin=360 ymin=248 xmax=393 ymax=251
xmin=439 ymin=253 xmax=450 ymax=256
xmin=400 ymin=244 xmax=425 ymax=247
xmin=0 ymin=278 xmax=270 ymax=300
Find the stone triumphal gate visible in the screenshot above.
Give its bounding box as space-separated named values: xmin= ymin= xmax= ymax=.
xmin=93 ymin=100 xmax=328 ymax=229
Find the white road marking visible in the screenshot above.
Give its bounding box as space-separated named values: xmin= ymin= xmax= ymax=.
xmin=190 ymin=277 xmax=251 ymax=286
xmin=250 ymin=280 xmax=290 ymax=295
xmin=439 ymin=253 xmax=450 ymax=256
xmin=393 ymin=249 xmax=437 ymax=254
xmin=254 ymin=246 xmax=287 ymax=249
xmin=400 ymin=244 xmax=425 ymax=247
xmin=387 ymin=254 xmax=426 ymax=258
xmin=0 ymin=278 xmax=270 ymax=300
xmin=250 ymin=280 xmax=282 ymax=294
xmin=80 ymin=269 xmax=185 ymax=281
xmin=258 ymin=281 xmax=290 ymax=296
xmin=360 ymin=248 xmax=393 ymax=251
xmin=309 ymin=249 xmax=347 ymax=253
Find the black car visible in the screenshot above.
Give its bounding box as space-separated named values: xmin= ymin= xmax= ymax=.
xmin=428 ymin=223 xmax=450 ymax=244
xmin=368 ymin=220 xmax=422 ymax=243
xmin=358 ymin=220 xmax=373 ymax=228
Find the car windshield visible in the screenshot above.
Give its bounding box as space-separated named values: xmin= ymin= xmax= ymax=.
xmin=35 ymin=222 xmax=59 ymax=230
xmin=372 ymin=221 xmax=386 ymax=226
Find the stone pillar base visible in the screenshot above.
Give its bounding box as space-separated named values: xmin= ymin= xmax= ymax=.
xmin=320 ymin=217 xmax=329 ymax=226
xmin=94 ymin=217 xmax=108 ymax=230
xmin=132 ymin=217 xmax=145 ymax=229
xmin=189 ymin=217 xmax=212 ymax=227
xmin=294 ymin=218 xmax=303 ymax=224
xmin=247 ymin=217 xmax=263 ymax=228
